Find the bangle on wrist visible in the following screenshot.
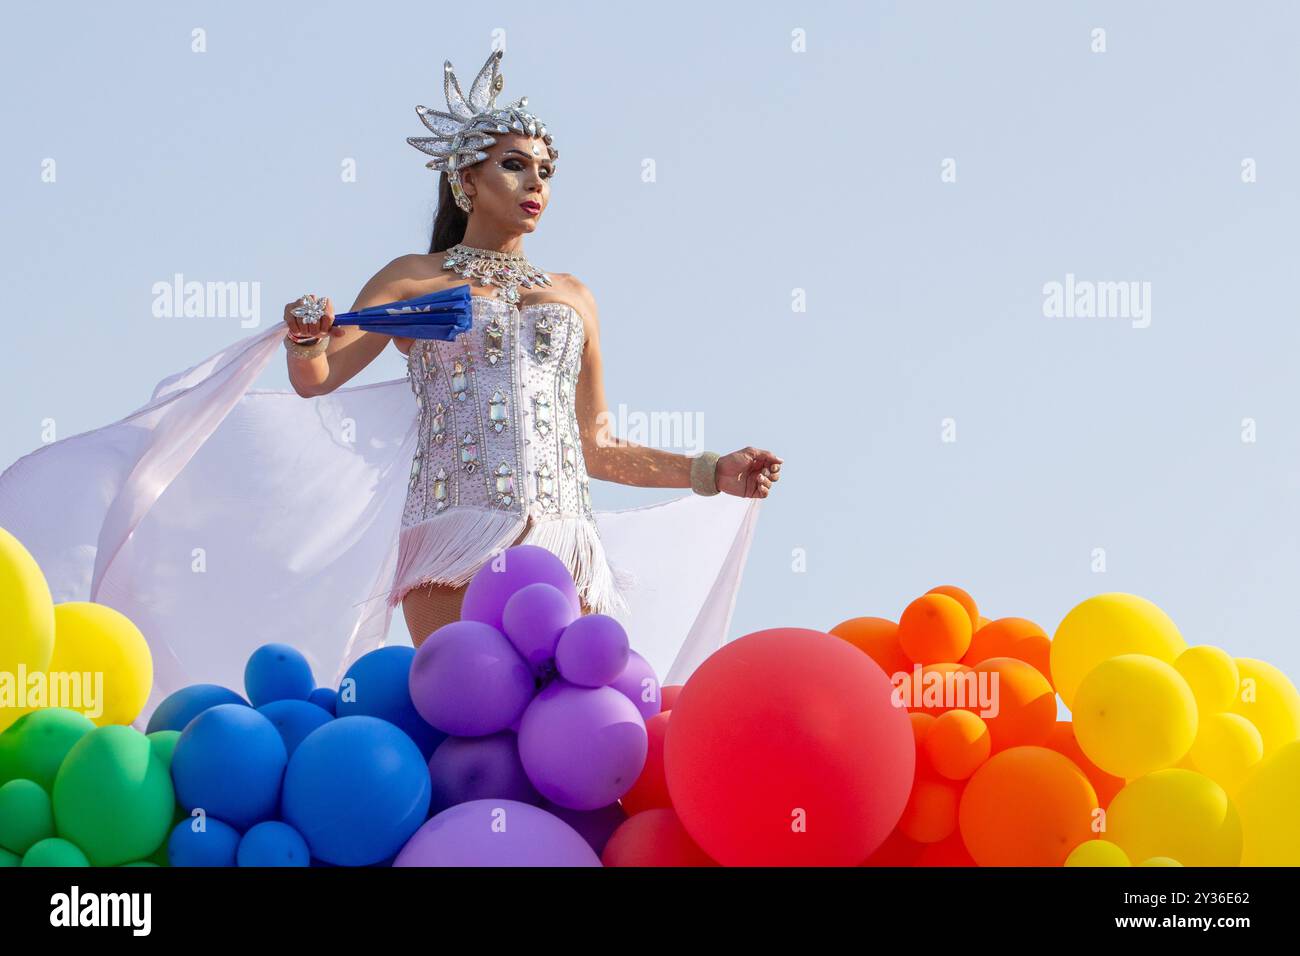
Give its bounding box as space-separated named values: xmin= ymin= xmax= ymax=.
xmin=284 ymin=332 xmax=328 ymax=359
xmin=690 ymin=450 xmax=721 ymax=496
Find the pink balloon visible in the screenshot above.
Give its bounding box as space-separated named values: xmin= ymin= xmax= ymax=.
xmin=517 ymin=681 xmax=648 ymax=811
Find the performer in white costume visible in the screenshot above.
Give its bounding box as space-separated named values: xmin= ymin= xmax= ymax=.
xmin=0 ymin=50 xmax=781 ymax=724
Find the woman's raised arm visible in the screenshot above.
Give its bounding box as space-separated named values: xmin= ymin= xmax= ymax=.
xmin=285 ymin=255 xmax=418 ymax=398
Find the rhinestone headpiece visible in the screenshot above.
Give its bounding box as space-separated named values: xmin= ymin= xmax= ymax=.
xmin=407 ymin=50 xmax=558 ymax=214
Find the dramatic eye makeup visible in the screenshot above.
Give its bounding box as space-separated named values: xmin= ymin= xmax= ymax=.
xmin=500 ymin=150 xmax=553 ymax=178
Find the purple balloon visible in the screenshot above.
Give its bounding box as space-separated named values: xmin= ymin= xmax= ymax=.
xmin=408 ymin=620 xmax=535 ymax=736
xmin=540 ymin=799 xmax=627 ymax=856
xmin=426 ymin=733 xmax=541 ymax=814
xmin=555 ymin=614 xmax=630 ymax=688
xmin=393 ymin=799 xmax=600 ymax=866
xmin=461 ymin=545 xmax=580 ymax=632
xmin=517 ymin=681 xmax=647 ymax=811
xmin=502 ymin=583 xmax=574 ymax=674
xmin=608 ymin=649 xmax=662 ymax=721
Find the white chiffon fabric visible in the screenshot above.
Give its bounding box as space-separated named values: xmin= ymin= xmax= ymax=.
xmin=0 ymin=324 xmax=761 ymax=728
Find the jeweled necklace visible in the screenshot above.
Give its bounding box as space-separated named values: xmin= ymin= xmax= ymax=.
xmin=442 ymin=242 xmax=552 ymax=306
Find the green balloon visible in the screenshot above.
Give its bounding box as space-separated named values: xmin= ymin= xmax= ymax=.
xmin=0 ymin=708 xmax=96 ymax=790
xmin=0 ymin=847 xmax=20 ymax=867
xmin=51 ymin=725 xmax=174 ymax=867
xmin=22 ymin=837 xmax=89 ymax=867
xmin=147 ymin=730 xmax=181 ymax=771
xmin=119 ymin=861 xmax=159 ymax=867
xmin=0 ymin=779 xmax=54 ymax=854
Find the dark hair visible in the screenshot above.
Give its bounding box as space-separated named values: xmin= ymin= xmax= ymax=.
xmin=428 ymin=172 xmax=468 ymax=253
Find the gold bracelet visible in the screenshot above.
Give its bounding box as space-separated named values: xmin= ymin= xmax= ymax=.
xmin=284 ymin=332 xmax=329 ymax=359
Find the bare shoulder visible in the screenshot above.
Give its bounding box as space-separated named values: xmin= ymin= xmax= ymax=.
xmin=356 ymin=253 xmax=455 ymax=306
xmin=374 ymin=253 xmax=442 ymax=285
xmin=358 ymin=254 xmax=418 ymax=293
xmin=553 ymin=273 xmax=600 ymax=337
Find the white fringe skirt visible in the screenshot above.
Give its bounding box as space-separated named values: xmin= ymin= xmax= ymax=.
xmin=387 ymin=506 xmax=634 ymax=616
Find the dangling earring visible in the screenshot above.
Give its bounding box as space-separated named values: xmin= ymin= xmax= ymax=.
xmin=449 ymin=171 xmax=474 ymax=214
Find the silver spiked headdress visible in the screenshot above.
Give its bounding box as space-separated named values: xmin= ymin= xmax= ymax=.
xmin=407 ymin=49 xmax=558 ymax=214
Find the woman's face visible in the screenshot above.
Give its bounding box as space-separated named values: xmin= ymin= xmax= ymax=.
xmin=460 ymin=133 xmax=553 ymax=232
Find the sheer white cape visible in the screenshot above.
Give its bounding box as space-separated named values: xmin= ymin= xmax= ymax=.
xmin=0 ymin=325 xmax=761 ymax=727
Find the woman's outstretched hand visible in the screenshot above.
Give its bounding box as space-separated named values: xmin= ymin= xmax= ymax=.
xmin=715 ymin=446 xmax=783 ymax=499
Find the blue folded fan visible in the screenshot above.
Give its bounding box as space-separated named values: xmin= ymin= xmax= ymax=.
xmin=330 ymin=283 xmax=473 ymax=340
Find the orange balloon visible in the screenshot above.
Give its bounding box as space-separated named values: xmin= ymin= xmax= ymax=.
xmin=909 ymin=711 xmax=936 ymax=746
xmin=602 ymin=809 xmax=718 ymax=867
xmin=967 ymin=657 xmax=1056 ymax=753
xmin=620 ymin=711 xmax=671 ymax=816
xmin=1012 ymin=633 xmax=1055 ymax=689
xmin=829 ymin=616 xmax=910 ymax=679
xmin=898 ymin=776 xmax=961 ymax=844
xmin=899 ymin=594 xmax=973 ymax=665
xmin=1046 ymin=720 xmax=1125 ymax=808
xmin=959 ymin=746 xmax=1099 ymax=866
xmin=895 ymin=662 xmax=976 ymax=718
xmin=860 ymin=828 xmax=925 ymax=866
xmin=963 ymin=617 xmax=1048 ymax=665
xmin=661 ymin=685 xmax=684 ymax=711
xmin=926 ymin=585 xmax=979 ymax=630
xmin=924 ymin=709 xmax=992 ymax=780
xmin=915 ymin=830 xmax=977 ymax=867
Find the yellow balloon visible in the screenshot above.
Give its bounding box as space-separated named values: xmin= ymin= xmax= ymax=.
xmin=1174 ymin=646 xmax=1238 ymax=714
xmin=48 ymin=602 xmax=153 ymax=727
xmin=1138 ymin=857 xmax=1183 ymax=866
xmin=1065 ymin=839 xmax=1130 ymax=867
xmin=1229 ymin=658 xmax=1300 ymax=756
xmin=1188 ymin=712 xmax=1263 ymax=794
xmin=1236 ymin=740 xmax=1300 ymax=865
xmin=0 ymin=527 xmax=56 ymax=732
xmin=1107 ymin=768 xmax=1242 ymax=867
xmin=1051 ymin=593 xmax=1186 ymax=709
xmin=1073 ymin=654 xmax=1198 ymax=779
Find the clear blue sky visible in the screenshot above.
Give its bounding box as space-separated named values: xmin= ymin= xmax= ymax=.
xmin=3 ymin=1 xmax=1298 ymax=693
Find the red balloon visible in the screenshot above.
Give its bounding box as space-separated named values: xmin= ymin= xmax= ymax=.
xmin=860 ymin=827 xmax=925 ymax=866
xmin=665 ymin=628 xmax=915 ymax=866
xmin=601 ymin=809 xmax=717 ymax=866
xmin=661 ymin=685 xmax=684 ymax=712
xmin=914 ymin=830 xmax=977 ymax=867
xmin=620 ymin=712 xmax=671 ymax=816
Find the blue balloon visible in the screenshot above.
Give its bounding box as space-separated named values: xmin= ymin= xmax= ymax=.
xmin=307 ymin=687 xmax=338 ymax=716
xmin=146 ymin=684 xmax=249 ymax=734
xmin=281 ymin=716 xmax=430 ymax=867
xmin=257 ymin=699 xmax=333 ymax=758
xmin=335 ymin=646 xmax=447 ymax=759
xmin=168 ymin=816 xmax=240 ymax=867
xmin=237 ymin=821 xmax=310 ymax=867
xmin=244 ymin=643 xmax=315 ymax=707
xmin=171 ymin=704 xmax=287 ymax=831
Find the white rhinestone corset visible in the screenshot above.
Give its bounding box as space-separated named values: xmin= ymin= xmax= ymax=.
xmin=401 ymin=296 xmax=595 ymax=527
